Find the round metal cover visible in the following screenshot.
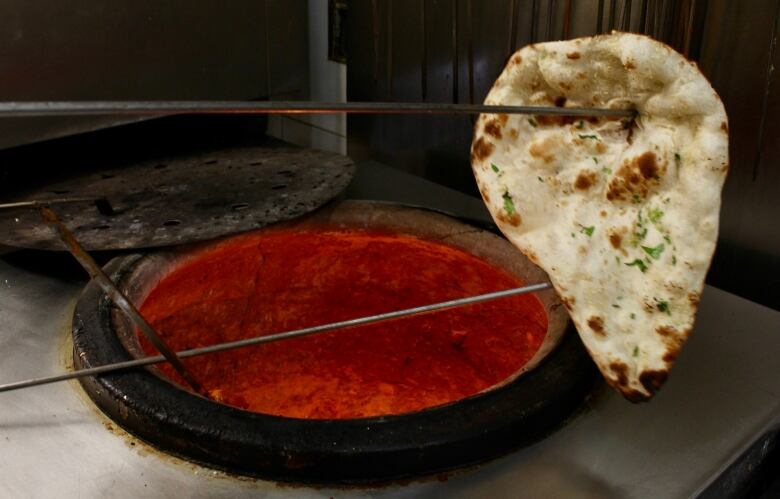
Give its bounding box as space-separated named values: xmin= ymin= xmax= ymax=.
xmin=0 ymin=146 xmax=354 ymax=251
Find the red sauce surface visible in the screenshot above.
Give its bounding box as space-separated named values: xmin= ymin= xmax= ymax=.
xmin=138 ymin=229 xmax=548 ymax=419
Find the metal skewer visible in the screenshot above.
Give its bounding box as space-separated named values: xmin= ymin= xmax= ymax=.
xmin=0 ymin=282 xmax=552 ymax=395
xmin=0 ymin=198 xmax=99 ymax=210
xmin=37 ymin=205 xmax=205 ymax=394
xmin=0 ymin=100 xmax=635 ymax=118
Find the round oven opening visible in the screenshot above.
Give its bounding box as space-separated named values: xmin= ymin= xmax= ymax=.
xmin=72 ymin=201 xmax=597 ymax=483
xmin=133 ymin=227 xmax=550 ymax=419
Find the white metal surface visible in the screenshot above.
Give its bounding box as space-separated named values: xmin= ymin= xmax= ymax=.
xmin=1 ymin=163 xmax=779 ymax=498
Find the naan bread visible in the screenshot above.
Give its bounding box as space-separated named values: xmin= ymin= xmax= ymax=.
xmin=471 ymin=32 xmax=728 ymax=401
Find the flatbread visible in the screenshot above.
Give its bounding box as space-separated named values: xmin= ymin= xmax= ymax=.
xmin=471 ymin=32 xmax=729 ymax=401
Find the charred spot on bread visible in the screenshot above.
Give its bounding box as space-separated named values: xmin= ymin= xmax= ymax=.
xmin=561 ymin=296 xmax=576 ymax=311
xmin=496 ymin=210 xmax=522 ymax=226
xmin=637 ymin=152 xmax=660 ymax=179
xmin=574 ymin=170 xmax=598 ymax=190
xmin=624 ymin=59 xmax=636 ymax=70
xmin=656 ymin=325 xmax=677 ymax=337
xmin=587 ymin=316 xmax=605 ymax=336
xmin=662 ymin=347 xmax=678 ymax=363
xmin=528 ymin=137 xmax=558 ymax=163
xmin=639 ymin=369 xmax=668 ymax=394
xmin=606 ymin=152 xmax=665 ymax=202
xmin=605 ymin=186 xmax=622 ymax=202
xmin=609 ymin=361 xmax=629 ymax=387
xmin=657 ymin=332 xmax=686 ymax=365
xmin=609 ymin=231 xmax=622 ymax=249
xmin=626 ymin=125 xmax=636 ymax=144
xmin=509 ymin=128 xmax=519 ymax=139
xmin=688 ymin=292 xmax=700 ymax=307
xmin=554 ymin=96 xmax=567 ymax=107
xmin=721 ymin=121 xmax=728 ymax=133
xmin=471 ymin=137 xmax=495 ymax=162
xmin=567 ymin=51 xmax=581 ymax=60
xmin=509 ymin=53 xmax=522 ymax=65
xmin=498 ymin=113 xmax=509 ymax=124
xmin=484 ymin=119 xmax=503 ymax=139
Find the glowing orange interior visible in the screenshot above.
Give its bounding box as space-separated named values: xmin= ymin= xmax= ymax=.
xmin=138 ymin=228 xmax=548 ymax=419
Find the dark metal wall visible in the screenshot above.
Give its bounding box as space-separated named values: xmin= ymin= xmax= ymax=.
xmin=0 ymin=0 xmax=308 ymax=149
xmin=347 ymin=0 xmax=780 ymax=310
xmin=698 ymin=1 xmax=780 ymax=312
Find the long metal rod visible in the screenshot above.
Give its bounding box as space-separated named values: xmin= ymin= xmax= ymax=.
xmin=0 ymin=282 xmax=552 ymax=394
xmin=0 ymin=101 xmax=635 ymax=118
xmin=0 ymin=198 xmax=98 ymax=210
xmin=37 ymin=206 xmax=204 ymax=394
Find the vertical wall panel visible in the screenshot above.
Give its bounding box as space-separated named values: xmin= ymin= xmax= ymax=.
xmin=266 ymin=0 xmax=310 ymax=99
xmin=697 ymin=0 xmax=780 ymax=309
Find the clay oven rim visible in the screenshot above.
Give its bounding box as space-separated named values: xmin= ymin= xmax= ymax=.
xmin=71 ymin=201 xmax=598 ymax=482
xmin=114 ymin=200 xmax=569 ymax=405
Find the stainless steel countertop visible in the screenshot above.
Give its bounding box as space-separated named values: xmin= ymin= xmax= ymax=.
xmin=1 ymin=162 xmax=779 ymax=498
